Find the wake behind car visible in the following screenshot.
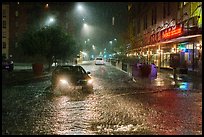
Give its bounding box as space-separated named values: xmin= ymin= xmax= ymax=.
xmin=51 ymin=65 xmax=93 ymax=92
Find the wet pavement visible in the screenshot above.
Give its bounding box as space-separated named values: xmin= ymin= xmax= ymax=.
xmin=2 ymin=61 xmax=202 ymax=135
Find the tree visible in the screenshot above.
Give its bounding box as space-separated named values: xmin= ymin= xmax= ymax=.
xmin=18 ymin=25 xmax=78 ymax=71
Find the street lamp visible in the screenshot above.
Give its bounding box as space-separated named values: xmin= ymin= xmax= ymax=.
xmin=46 ymin=16 xmax=55 ymax=26
xmin=77 ymin=4 xmax=83 ymax=12
xmin=109 ymin=41 xmax=113 ymax=45
xmin=92 ymin=45 xmax=95 ymax=50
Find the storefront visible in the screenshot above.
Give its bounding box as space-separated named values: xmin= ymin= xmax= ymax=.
xmin=145 ymin=22 xmax=202 ymax=70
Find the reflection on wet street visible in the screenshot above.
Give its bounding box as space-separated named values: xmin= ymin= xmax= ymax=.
xmin=2 ymin=62 xmax=202 ymax=135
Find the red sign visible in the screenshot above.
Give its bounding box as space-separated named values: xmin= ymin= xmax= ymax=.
xmin=163 ymin=27 xmax=182 ymax=39
xmin=149 ymin=24 xmax=183 ymax=45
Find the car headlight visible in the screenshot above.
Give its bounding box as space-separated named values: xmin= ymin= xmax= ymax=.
xmin=59 ymin=79 xmax=68 ymax=85
xmin=87 ymin=79 xmax=93 ymax=84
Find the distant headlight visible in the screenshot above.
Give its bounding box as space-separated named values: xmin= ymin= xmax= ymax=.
xmin=87 ymin=79 xmax=93 ymax=84
xmin=59 ymin=79 xmax=68 ymax=85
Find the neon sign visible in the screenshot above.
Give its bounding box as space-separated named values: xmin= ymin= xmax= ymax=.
xmin=149 ymin=23 xmax=183 ymax=44
xmin=163 ymin=27 xmax=182 ymax=39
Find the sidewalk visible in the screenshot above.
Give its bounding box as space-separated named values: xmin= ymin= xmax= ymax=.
xmin=2 ymin=69 xmax=51 ymax=86
xmin=158 ymin=68 xmax=202 ymax=90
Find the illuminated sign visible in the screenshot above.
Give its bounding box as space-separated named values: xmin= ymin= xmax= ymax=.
xmin=149 ymin=24 xmax=183 ymax=44
xmin=163 ymin=27 xmax=182 ymax=39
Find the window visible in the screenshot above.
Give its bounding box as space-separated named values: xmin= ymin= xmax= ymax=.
xmin=3 ymin=9 xmax=6 ymax=17
xmin=15 ymin=42 xmax=18 ymax=48
xmin=143 ymin=14 xmax=147 ymax=30
xmin=137 ymin=20 xmax=140 ymax=33
xmin=154 ymin=7 xmax=157 ymax=24
xmin=167 ymin=2 xmax=170 ymax=16
xmin=3 ymin=42 xmax=6 ymax=49
xmin=152 ymin=8 xmax=154 ymax=25
xmin=15 ymin=11 xmax=18 ymax=17
xmin=163 ymin=2 xmax=170 ymax=18
xmin=3 ymin=31 xmax=6 ymax=38
xmin=16 ymin=21 xmax=18 ymax=27
xmin=132 ymin=19 xmax=136 ymax=36
xmin=163 ymin=2 xmax=166 ymax=18
xmin=15 ymin=32 xmax=18 ymax=37
xmin=152 ymin=6 xmax=157 ymax=25
xmin=3 ymin=20 xmax=6 ymax=28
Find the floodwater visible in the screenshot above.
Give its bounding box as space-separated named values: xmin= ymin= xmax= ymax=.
xmin=2 ymin=62 xmax=202 ymax=135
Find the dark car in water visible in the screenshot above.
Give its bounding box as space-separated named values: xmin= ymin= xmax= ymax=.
xmin=2 ymin=56 xmax=14 ymax=71
xmin=51 ymin=65 xmax=93 ymax=92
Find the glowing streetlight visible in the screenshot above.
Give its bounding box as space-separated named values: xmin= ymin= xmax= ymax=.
xmin=77 ymin=4 xmax=83 ymax=12
xmin=92 ymin=45 xmax=95 ymax=50
xmin=46 ymin=16 xmax=55 ymax=26
xmin=49 ymin=17 xmax=54 ymax=23
xmin=83 ymin=23 xmax=88 ymax=28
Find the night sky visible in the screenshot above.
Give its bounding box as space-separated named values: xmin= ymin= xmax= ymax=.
xmin=73 ymin=2 xmax=128 ymax=50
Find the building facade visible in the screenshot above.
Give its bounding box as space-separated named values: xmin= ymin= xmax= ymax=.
xmin=2 ymin=4 xmax=10 ymax=58
xmin=127 ymin=2 xmax=202 ymax=71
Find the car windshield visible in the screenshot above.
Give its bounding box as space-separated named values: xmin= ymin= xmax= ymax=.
xmin=96 ymin=58 xmax=103 ymax=60
xmin=59 ymin=66 xmax=86 ymax=75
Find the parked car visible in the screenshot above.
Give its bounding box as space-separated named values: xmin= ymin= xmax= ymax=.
xmin=51 ymin=65 xmax=93 ymax=92
xmin=2 ymin=57 xmax=14 ymax=71
xmin=95 ymin=57 xmax=105 ymax=65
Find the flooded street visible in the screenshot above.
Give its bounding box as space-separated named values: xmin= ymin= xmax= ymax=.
xmin=2 ymin=62 xmax=202 ymax=135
